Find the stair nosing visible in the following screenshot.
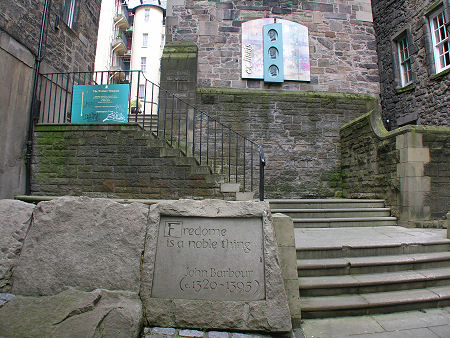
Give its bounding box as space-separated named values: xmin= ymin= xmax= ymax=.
xmin=299 ymin=267 xmax=450 ymax=289
xmin=300 ymin=287 xmax=450 ymax=311
xmin=297 ymin=252 xmax=450 ymax=269
xmin=272 ymin=208 xmax=391 ymax=213
xmin=293 ymin=217 xmax=397 ymax=222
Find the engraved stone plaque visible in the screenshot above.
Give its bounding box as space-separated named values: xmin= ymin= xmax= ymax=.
xmin=151 ymin=216 xmax=265 ymax=301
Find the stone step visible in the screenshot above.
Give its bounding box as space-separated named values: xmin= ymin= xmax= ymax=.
xmin=300 ymin=286 xmax=450 ymax=318
xmin=271 ymin=208 xmax=392 ymax=218
xmin=297 ymin=242 xmax=450 ymax=260
xmin=298 ymin=251 xmax=450 ymax=276
xmin=269 ymin=199 xmax=386 ymax=209
xmin=299 ymin=267 xmax=450 ymax=297
xmin=295 ymin=227 xmax=450 ymax=259
xmin=292 ymin=217 xmax=397 ymax=228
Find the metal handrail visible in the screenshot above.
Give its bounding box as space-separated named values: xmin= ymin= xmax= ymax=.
xmin=35 ymin=70 xmax=265 ymax=200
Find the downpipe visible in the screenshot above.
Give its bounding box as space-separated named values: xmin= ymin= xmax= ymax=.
xmin=25 ymin=0 xmax=50 ymax=195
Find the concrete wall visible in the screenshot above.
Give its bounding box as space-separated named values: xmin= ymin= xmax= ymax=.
xmin=0 ymin=33 xmax=34 ymax=199
xmin=372 ymin=0 xmax=450 ymax=128
xmin=165 ymin=0 xmax=379 ymax=96
xmin=340 ymin=107 xmax=450 ymax=226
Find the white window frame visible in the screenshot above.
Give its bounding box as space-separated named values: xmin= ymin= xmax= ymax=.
xmin=139 ymin=84 xmax=145 ymax=100
xmin=141 ymin=57 xmax=147 ymax=72
xmin=144 ymin=9 xmax=150 ymax=22
xmin=429 ymin=7 xmax=450 ymax=73
xmin=396 ymin=35 xmax=413 ymax=86
xmin=142 ymin=33 xmax=148 ymax=48
xmin=64 ymin=0 xmax=76 ymax=29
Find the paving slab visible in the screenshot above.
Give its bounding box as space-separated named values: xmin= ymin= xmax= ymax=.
xmin=300 ymin=307 xmax=450 ymax=338
xmin=372 ymin=308 xmax=450 ymax=331
xmin=350 ymin=327 xmax=440 ymax=337
xmin=300 ymin=316 xmax=385 ymax=337
xmin=429 ymin=324 xmax=450 ymax=338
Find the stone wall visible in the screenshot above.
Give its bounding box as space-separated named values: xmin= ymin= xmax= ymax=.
xmin=31 ymin=124 xmax=223 ymax=199
xmin=340 ymin=107 xmax=450 ymax=225
xmin=0 ymin=0 xmax=101 ymax=73
xmin=0 ymin=0 xmax=101 ymax=198
xmin=196 ymin=88 xmax=376 ymax=198
xmin=371 ymin=0 xmax=449 ymax=128
xmin=166 ymin=0 xmax=379 ymax=96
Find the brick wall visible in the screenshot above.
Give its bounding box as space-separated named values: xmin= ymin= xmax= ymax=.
xmin=0 ymin=0 xmax=101 ymax=73
xmin=196 ymin=88 xmax=376 ymax=198
xmin=340 ymin=108 xmax=450 ymax=224
xmin=372 ymin=0 xmax=450 ymax=128
xmin=166 ymin=0 xmax=379 ymax=96
xmin=32 ymin=124 xmax=223 ymax=199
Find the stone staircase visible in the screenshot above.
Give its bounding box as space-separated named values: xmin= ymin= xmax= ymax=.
xmin=128 ymin=113 xmax=158 ymax=131
xmin=270 ymin=199 xmax=397 ymax=228
xmin=269 ymin=199 xmax=450 ymax=319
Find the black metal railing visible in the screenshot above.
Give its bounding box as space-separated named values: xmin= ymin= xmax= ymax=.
xmin=35 ymin=70 xmax=265 ymax=200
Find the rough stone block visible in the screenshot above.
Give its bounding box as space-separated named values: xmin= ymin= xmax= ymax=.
xmin=199 ymin=21 xmax=218 ymax=36
xmin=272 ymin=213 xmax=295 ymax=247
xmin=0 ymin=200 xmax=34 ymax=293
xmin=0 ymin=288 xmax=143 ymax=337
xmin=221 ymin=183 xmax=240 ymax=193
xmin=11 ymin=196 xmax=149 ymax=296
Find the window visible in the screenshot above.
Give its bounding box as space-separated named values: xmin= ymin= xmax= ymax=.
xmin=142 ymin=33 xmax=148 ymax=48
xmin=63 ymin=0 xmax=78 ymax=29
xmin=141 ymin=57 xmax=146 ymax=72
xmin=144 ymin=9 xmax=150 ymax=22
xmin=139 ymin=85 xmax=145 ymax=99
xmin=429 ymin=7 xmax=450 ymax=73
xmin=396 ymin=35 xmax=413 ymax=86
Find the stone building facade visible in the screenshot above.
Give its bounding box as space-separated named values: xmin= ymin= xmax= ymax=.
xmin=0 ymin=0 xmax=102 ymax=198
xmin=372 ymin=0 xmax=449 ymax=129
xmin=167 ymin=0 xmax=379 ymax=95
xmin=163 ymin=0 xmax=380 ymax=198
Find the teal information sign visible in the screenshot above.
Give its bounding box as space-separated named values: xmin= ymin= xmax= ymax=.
xmin=71 ymin=84 xmax=129 ymax=123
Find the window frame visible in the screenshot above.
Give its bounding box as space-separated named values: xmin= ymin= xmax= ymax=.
xmin=142 ymin=33 xmax=148 ymax=48
xmin=428 ymin=6 xmax=450 ymax=73
xmin=141 ymin=57 xmax=147 ymax=72
xmin=395 ymin=34 xmax=413 ymax=87
xmin=144 ymin=9 xmax=150 ymax=22
xmin=62 ymin=0 xmax=79 ymax=30
xmin=138 ymin=84 xmax=145 ymax=100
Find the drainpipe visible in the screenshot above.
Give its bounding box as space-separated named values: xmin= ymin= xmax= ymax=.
xmin=25 ymin=0 xmax=51 ymax=195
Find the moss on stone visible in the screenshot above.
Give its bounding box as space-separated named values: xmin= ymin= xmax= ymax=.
xmin=196 ymin=87 xmax=377 ymax=102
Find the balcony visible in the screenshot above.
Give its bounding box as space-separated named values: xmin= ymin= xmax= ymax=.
xmin=110 ymin=58 xmax=130 ymax=83
xmin=114 ymin=4 xmax=131 ymax=29
xmin=111 ymin=33 xmax=128 ymax=55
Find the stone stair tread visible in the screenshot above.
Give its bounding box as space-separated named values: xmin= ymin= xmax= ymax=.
xmin=295 ymin=227 xmax=450 ymax=250
xmin=268 ymin=199 xmax=386 ymax=203
xmin=272 ymin=208 xmax=391 ymax=213
xmin=297 ymin=252 xmax=450 ymax=270
xmin=300 ymin=287 xmax=448 ymax=311
xmin=293 ymin=217 xmax=397 ymax=223
xmin=299 ymin=267 xmax=450 ymax=289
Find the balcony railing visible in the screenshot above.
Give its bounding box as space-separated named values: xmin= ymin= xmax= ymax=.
xmin=34 ymin=70 xmax=265 ymax=200
xmin=114 ymin=3 xmax=131 ymax=29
